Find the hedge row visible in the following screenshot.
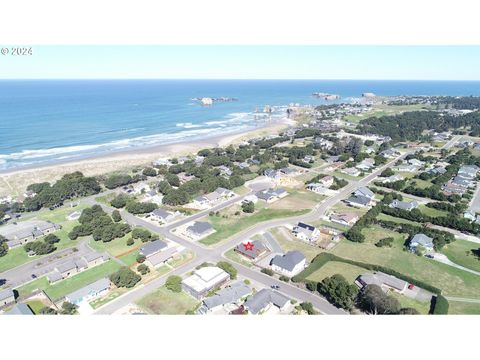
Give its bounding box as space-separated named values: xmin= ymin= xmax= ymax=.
xmin=292 ymin=253 xmax=442 ymax=294
xmin=432 ymin=294 xmax=449 ymax=314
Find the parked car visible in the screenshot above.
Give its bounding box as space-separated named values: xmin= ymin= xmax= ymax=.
xmin=270 ymin=285 xmax=280 ymax=290
xmin=408 ymin=284 xmax=415 ymax=290
xmin=31 ymin=274 xmax=37 ymax=279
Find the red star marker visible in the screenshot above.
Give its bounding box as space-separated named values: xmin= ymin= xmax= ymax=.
xmin=243 ymin=241 xmax=254 ymax=251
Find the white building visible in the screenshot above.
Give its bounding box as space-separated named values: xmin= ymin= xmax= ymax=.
xmin=182 ymin=266 xmax=230 ymax=299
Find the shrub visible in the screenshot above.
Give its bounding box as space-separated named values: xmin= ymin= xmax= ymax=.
xmin=279 ymin=275 xmax=290 ymax=282
xmin=261 ymin=268 xmax=274 ymax=276
xmin=165 ymin=275 xmax=182 ymax=292
xmin=110 ymin=267 xmax=141 ymax=288
xmin=126 ymin=237 xmax=134 ymax=246
xmin=137 ymin=264 xmax=150 ymax=275
xmin=433 ymin=294 xmax=449 ymax=314
xmin=216 ymin=261 xmax=237 ymax=280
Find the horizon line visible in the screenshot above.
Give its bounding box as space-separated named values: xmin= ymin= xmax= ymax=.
xmin=2 ymin=78 xmax=480 ymax=81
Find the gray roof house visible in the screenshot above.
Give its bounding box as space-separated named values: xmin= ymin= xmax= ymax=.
xmin=6 ymin=303 xmax=34 ymax=315
xmin=409 ymin=233 xmax=434 ymax=252
xmin=186 ymin=221 xmax=214 ymax=238
xmin=356 ymin=272 xmax=408 ymax=293
xmin=198 ymin=282 xmax=252 ymax=314
xmin=354 ymin=187 xmax=375 ymax=199
xmin=244 ymin=289 xmax=291 ymax=315
xmin=151 ymin=208 xmax=175 ymax=222
xmin=65 ymin=277 xmax=111 ymax=305
xmin=389 ymin=199 xmax=418 ymax=211
xmin=270 ymin=251 xmax=306 ymax=276
xmin=345 ymin=195 xmax=374 ymax=207
xmin=0 ymin=288 xmax=15 ymax=307
xmin=234 ymin=240 xmax=268 ymax=260
xmin=139 ymin=240 xmax=168 ymax=257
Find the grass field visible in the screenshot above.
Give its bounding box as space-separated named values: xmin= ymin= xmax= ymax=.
xmin=447 ymin=300 xmax=480 ymax=314
xmin=270 ymin=227 xmax=322 ymax=262
xmin=200 ymin=207 xmax=309 ymax=246
xmin=418 ymin=204 xmax=449 ymax=217
xmin=305 ymin=261 xmax=366 ymax=283
xmin=360 ymin=225 xmax=407 ymax=248
xmin=330 ymin=238 xmax=480 ymax=298
xmin=89 ymin=235 xmax=143 ymax=258
xmin=25 ymin=299 xmax=46 ymax=314
xmin=441 ymin=239 xmax=480 ymax=272
xmin=389 ymin=291 xmax=431 ymax=314
xmin=377 ymin=213 xmax=422 ymax=226
xmin=137 ymin=286 xmax=199 ymax=314
xmin=16 ymin=260 xmax=121 ymax=300
xmin=224 ymin=248 xmax=253 ymax=268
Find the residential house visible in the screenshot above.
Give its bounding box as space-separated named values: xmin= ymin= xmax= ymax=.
xmin=382 ymin=175 xmax=404 ymax=184
xmin=389 ymin=200 xmax=418 ymax=211
xmin=355 ymin=272 xmax=408 ymax=294
xmin=139 ymin=240 xmax=168 ymax=258
xmin=354 ymin=187 xmax=375 ymax=200
xmin=186 ymin=221 xmax=215 ymax=239
xmin=55 ymin=260 xmax=79 ymax=278
xmin=409 ymin=233 xmax=434 ymax=252
xmin=408 ymin=159 xmax=425 ymax=167
xmin=451 ymin=176 xmax=474 ymax=188
xmin=292 ymin=222 xmax=320 ymax=243
xmin=356 ymin=158 xmax=375 ymax=171
xmin=6 ymin=303 xmax=34 ymax=315
xmin=0 ymin=288 xmax=15 ymax=307
xmin=234 ymin=240 xmax=268 ymax=260
xmin=318 ymin=175 xmax=334 ymax=188
xmin=197 ymin=282 xmax=252 ymax=314
xmin=270 ymin=251 xmax=306 ymax=277
xmin=145 ymin=247 xmax=177 ymax=268
xmin=255 ymin=188 xmax=288 ymax=203
xmin=0 ymin=220 xmax=61 ymax=249
xmin=243 ymin=289 xmax=291 ymax=315
xmin=341 ymin=167 xmax=361 ymax=177
xmin=380 ymin=149 xmax=399 ymax=158
xmin=182 ymin=266 xmax=230 ymax=299
xmin=66 ymin=211 xmax=81 ymax=221
xmin=344 ymin=195 xmax=375 ymax=208
xmin=64 ymin=277 xmax=111 ymax=305
xmin=330 ymin=213 xmax=359 ymax=226
xmin=395 ymin=164 xmax=418 ymax=173
xmin=82 ymin=252 xmax=107 ymax=268
xmin=150 ymin=208 xmax=177 ymax=223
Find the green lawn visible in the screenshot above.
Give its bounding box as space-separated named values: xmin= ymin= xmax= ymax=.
xmin=409 ymin=179 xmax=432 ymax=189
xmin=441 ymin=239 xmax=480 ymax=272
xmin=200 ymin=208 xmax=309 ymax=246
xmin=270 ymin=227 xmax=322 ymax=262
xmin=447 ymin=300 xmax=480 ymax=315
xmin=25 ymin=299 xmax=46 ymax=314
xmin=89 ymin=235 xmax=144 ymax=258
xmin=137 ymin=286 xmax=199 ymax=314
xmin=224 ymin=248 xmax=253 ymax=268
xmin=389 ymin=291 xmax=431 ymax=314
xmin=90 ymin=288 xmax=128 ymax=309
xmin=418 ymin=204 xmax=449 ymax=217
xmin=377 ymin=213 xmax=422 ymax=226
xmin=305 ymin=261 xmax=366 ymax=283
xmin=330 ymin=238 xmax=480 ymax=298
xmin=360 ymin=225 xmax=407 ymax=248
xmin=16 ymin=260 xmax=122 ymax=300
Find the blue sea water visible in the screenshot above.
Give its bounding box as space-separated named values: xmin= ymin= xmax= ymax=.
xmin=1 ymin=79 xmax=480 ymax=170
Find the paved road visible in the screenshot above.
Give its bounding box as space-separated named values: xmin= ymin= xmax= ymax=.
xmin=445 ymin=296 xmax=480 ymax=303
xmin=0 ymin=239 xmax=104 ymax=288
xmin=430 ymin=253 xmax=480 ymax=276
xmin=427 ymin=224 xmax=480 ymax=244
xmin=95 ymin=151 xmax=411 ymax=314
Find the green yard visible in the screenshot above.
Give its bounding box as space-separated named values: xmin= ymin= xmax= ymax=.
xmin=270 ymin=227 xmax=323 ymax=262
xmin=389 ymin=291 xmax=431 ymax=314
xmin=330 ymin=238 xmax=480 ymax=298
xmin=360 ymin=225 xmax=407 ymax=248
xmin=377 ymin=213 xmax=422 ymax=226
xmin=418 ymin=204 xmax=449 ymax=217
xmin=441 ymin=239 xmax=480 ymax=272
xmin=200 ymin=207 xmax=309 ymax=246
xmin=15 ymin=260 xmax=122 ymax=300
xmin=305 ymin=261 xmax=366 ymax=283
xmin=224 ymin=248 xmax=253 ymax=268
xmin=89 ymin=235 xmax=144 ymax=258
xmin=137 ymin=286 xmax=199 ymax=314
xmin=25 ymin=299 xmax=46 ymax=314
xmin=447 ymin=300 xmax=480 ymax=315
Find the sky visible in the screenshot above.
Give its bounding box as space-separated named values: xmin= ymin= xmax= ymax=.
xmin=1 ymin=45 xmax=480 ymax=80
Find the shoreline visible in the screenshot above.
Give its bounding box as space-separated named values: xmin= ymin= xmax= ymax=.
xmin=0 ymin=118 xmax=294 ymax=196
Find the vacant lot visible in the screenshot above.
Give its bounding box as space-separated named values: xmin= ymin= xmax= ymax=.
xmin=137 ymin=286 xmax=199 ymax=314
xmin=361 ymin=225 xmax=407 ymax=248
xmin=389 ymin=291 xmax=431 ymax=315
xmin=330 ymin=239 xmax=480 ymax=298
xmin=305 ymin=261 xmax=366 ymax=283
xmin=441 ymin=239 xmax=480 ymax=272
xmin=224 ymin=248 xmax=253 ymax=268
xmin=447 ymin=300 xmax=480 ymax=315
xmin=200 ymin=207 xmax=308 ymax=246
xmin=89 ymin=234 xmax=144 ymax=258
xmin=377 ymin=213 xmax=422 ymax=226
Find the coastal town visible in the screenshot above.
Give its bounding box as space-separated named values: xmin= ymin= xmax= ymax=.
xmin=2 ymin=94 xmax=480 ymax=315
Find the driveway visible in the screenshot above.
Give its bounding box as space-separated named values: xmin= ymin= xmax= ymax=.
xmin=263 ymin=231 xmax=283 ymax=253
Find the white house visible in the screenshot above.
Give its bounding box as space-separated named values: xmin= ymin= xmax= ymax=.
xmin=292 ymin=222 xmax=320 ymax=243
xmin=270 ymin=251 xmax=306 ymax=277
xmin=182 ymin=266 xmax=230 ymax=299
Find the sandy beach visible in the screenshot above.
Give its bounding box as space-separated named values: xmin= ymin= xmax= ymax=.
xmin=0 ymin=118 xmax=294 ymax=197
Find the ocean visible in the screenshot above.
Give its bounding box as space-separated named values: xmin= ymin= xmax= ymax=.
xmin=1 ymin=79 xmax=480 ymax=171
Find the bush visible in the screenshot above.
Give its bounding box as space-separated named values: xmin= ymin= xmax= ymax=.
xmin=61 ymin=301 xmax=78 ymax=315
xmin=261 ymin=268 xmax=274 ymax=276
xmin=358 ymin=284 xmax=400 ymax=314
xmin=241 ymin=201 xmax=255 ymax=213
xmin=126 ymin=237 xmax=134 ymax=246
xmin=142 ymin=167 xmax=157 ymax=177
xmin=110 ymin=267 xmax=141 ymax=288
xmin=137 ymin=264 xmax=150 ymax=275
xmin=165 ymin=275 xmax=182 ymax=292
xmin=104 ymin=174 xmax=132 ymax=189
xmin=44 ymin=234 xmax=60 ymax=244
xmin=300 ymin=302 xmax=316 ymax=315
xmin=216 ymin=261 xmax=237 ymax=279
xmin=112 ymin=210 xmax=122 ymax=222
xmin=111 ymin=194 xmax=129 ymax=209
xmin=375 ymin=237 xmax=394 ymax=248
xmin=136 ymin=254 xmax=146 ymax=263
xmin=279 ymin=275 xmax=290 ymax=282
xmin=318 ymin=274 xmax=358 ymax=310
xmin=433 ymin=294 xmax=449 ymax=314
